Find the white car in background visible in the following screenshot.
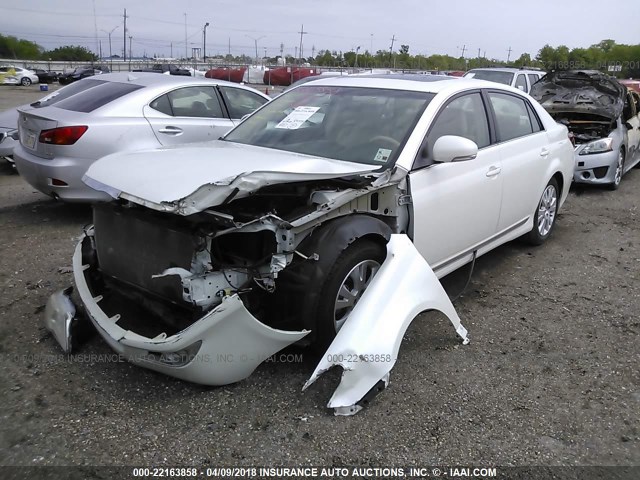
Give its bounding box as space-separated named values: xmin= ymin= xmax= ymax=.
xmin=13 ymin=72 xmax=270 ymax=201
xmin=46 ymin=75 xmax=574 ymax=414
xmin=0 ymin=66 xmax=39 ymax=86
xmin=464 ymin=67 xmax=544 ymax=94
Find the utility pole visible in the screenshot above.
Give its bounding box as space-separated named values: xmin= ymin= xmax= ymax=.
xmin=354 ymin=46 xmax=360 ymax=69
xmin=507 ymin=46 xmax=512 ymax=62
xmin=245 ymin=35 xmax=265 ymax=66
xmin=280 ymin=43 xmax=284 ymax=63
xmin=184 ymin=13 xmax=188 ymax=60
xmin=203 ymin=22 xmax=209 ymax=61
xmin=170 ymin=42 xmax=173 ymax=58
xmin=129 ymin=36 xmax=133 ymax=60
xmin=228 ymin=38 xmax=231 ymax=57
xmin=101 ymin=26 xmax=119 ymax=67
xmin=388 ymin=34 xmax=395 ymax=64
xmin=370 ymin=33 xmax=373 ymax=54
xmin=123 ymin=8 xmax=127 ymax=61
xmin=478 ymin=48 xmax=481 ymax=58
xmin=460 ymin=44 xmax=466 ymax=58
xmin=99 ymin=40 xmax=102 ymax=60
xmin=298 ymin=24 xmax=307 ymax=64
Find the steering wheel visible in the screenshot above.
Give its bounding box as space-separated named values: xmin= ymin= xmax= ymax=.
xmin=369 ymin=135 xmax=401 ymax=149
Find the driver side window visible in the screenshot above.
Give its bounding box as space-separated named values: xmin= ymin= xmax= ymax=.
xmin=414 ymin=92 xmax=490 ymax=169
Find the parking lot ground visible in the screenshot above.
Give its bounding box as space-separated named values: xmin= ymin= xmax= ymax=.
xmin=0 ymin=85 xmax=638 ymax=468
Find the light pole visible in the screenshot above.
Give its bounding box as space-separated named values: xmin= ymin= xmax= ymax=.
xmin=203 ymin=22 xmax=209 ymax=61
xmin=101 ymin=26 xmax=119 ymax=69
xmin=245 ymin=35 xmax=265 ymax=66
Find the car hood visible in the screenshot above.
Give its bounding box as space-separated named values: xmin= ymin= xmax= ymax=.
xmin=83 ymin=140 xmax=382 ymax=215
xmin=530 ymin=70 xmax=626 ymax=119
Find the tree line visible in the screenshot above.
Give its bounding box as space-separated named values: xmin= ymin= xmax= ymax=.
xmin=0 ymin=35 xmax=96 ymax=61
xmin=2 ymin=33 xmax=639 ymax=77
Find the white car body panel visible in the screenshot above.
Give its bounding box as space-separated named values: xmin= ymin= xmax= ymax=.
xmin=304 ymin=235 xmax=469 ymax=415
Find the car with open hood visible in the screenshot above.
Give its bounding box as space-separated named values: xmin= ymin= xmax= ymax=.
xmin=12 ymin=72 xmax=270 ymax=201
xmin=531 ymin=70 xmax=640 ymax=189
xmin=45 ymin=75 xmax=574 ymax=415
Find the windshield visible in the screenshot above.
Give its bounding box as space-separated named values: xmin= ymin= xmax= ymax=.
xmin=465 ymin=70 xmax=514 ymax=85
xmin=224 ymin=85 xmax=434 ymax=166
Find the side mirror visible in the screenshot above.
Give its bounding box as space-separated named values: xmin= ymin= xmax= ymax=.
xmin=432 ymin=135 xmax=478 ymax=163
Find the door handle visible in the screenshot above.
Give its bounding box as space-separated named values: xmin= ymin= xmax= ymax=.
xmin=158 ymin=126 xmax=183 ymax=135
xmin=540 ymin=148 xmax=550 ymax=157
xmin=486 ymin=166 xmax=501 ymax=177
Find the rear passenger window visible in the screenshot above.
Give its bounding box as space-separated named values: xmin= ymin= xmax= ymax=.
xmin=515 ymin=74 xmax=527 ymax=91
xmin=526 ymin=102 xmax=543 ymax=133
xmin=165 ymin=86 xmax=225 ymax=118
xmin=528 ymin=74 xmax=540 ymax=88
xmin=150 ymin=94 xmax=172 ymax=116
xmin=488 ymin=92 xmax=534 ymax=142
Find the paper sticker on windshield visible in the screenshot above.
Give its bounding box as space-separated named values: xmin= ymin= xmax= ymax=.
xmin=374 ymin=148 xmax=393 ymax=162
xmin=275 ymin=106 xmax=320 ymax=130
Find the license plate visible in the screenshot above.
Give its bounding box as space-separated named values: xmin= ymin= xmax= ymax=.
xmin=22 ymin=130 xmax=36 ymax=149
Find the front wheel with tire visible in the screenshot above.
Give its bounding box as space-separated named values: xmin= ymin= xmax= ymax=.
xmin=20 ymin=77 xmax=32 ymax=86
xmin=314 ymin=240 xmax=386 ymax=349
xmin=525 ymin=177 xmax=559 ymax=246
xmin=607 ymin=149 xmax=625 ymax=190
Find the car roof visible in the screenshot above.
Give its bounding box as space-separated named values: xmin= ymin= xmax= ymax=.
xmin=467 ymin=67 xmax=543 ymax=73
xmin=78 ymin=71 xmax=251 ymax=89
xmin=291 ymin=74 xmax=502 ymax=94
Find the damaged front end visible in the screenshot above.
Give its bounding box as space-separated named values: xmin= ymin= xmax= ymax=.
xmin=530 ymin=70 xmax=627 ymax=184
xmin=45 ymin=164 xmax=469 ymax=411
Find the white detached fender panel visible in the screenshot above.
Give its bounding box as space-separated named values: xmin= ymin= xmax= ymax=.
xmin=304 ymin=234 xmax=469 ymax=415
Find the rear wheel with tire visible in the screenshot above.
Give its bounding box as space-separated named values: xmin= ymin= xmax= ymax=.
xmin=607 ymin=149 xmax=625 ymax=190
xmin=20 ymin=77 xmax=32 ymax=86
xmin=525 ymin=177 xmax=559 ymax=246
xmin=314 ymin=240 xmax=386 ymax=349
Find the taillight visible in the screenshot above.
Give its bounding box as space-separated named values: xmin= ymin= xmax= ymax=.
xmin=39 ymin=126 xmax=88 ymax=145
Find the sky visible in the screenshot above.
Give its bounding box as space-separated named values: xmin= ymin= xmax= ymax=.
xmin=1 ymin=0 xmax=639 ymax=61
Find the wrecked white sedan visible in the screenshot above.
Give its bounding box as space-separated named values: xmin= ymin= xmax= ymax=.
xmin=46 ymin=75 xmax=574 ymax=414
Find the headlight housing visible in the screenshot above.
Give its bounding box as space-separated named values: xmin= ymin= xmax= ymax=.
xmin=579 ymin=137 xmax=613 ymax=155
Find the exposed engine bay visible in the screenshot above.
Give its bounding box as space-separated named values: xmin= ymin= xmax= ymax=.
xmin=552 ymin=113 xmax=615 ymax=144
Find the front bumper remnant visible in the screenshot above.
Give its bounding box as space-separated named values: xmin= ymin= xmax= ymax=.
xmin=61 ymin=233 xmax=309 ymax=385
xmin=305 ymin=234 xmax=469 ymax=415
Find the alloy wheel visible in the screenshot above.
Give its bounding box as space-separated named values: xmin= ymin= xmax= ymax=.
xmin=333 ymin=259 xmax=380 ymax=332
xmin=537 ymin=184 xmax=557 ymax=237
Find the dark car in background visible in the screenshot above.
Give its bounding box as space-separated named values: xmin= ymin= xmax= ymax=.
xmin=58 ymin=65 xmax=110 ymax=85
xmin=133 ymin=64 xmax=191 ymax=76
xmin=32 ymin=69 xmax=59 ymax=83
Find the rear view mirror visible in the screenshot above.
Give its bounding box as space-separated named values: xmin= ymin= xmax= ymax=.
xmin=432 ymin=135 xmax=478 ymax=163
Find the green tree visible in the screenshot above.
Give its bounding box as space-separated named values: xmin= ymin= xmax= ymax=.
xmin=0 ymin=34 xmax=42 ymax=59
xmin=44 ymin=45 xmax=97 ymax=61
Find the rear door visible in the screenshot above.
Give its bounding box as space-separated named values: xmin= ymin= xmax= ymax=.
xmin=485 ymin=90 xmax=552 ymax=232
xmin=143 ymin=85 xmax=233 ymax=145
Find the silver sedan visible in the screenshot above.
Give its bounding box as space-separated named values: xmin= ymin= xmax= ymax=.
xmin=12 ymin=72 xmax=270 ymax=202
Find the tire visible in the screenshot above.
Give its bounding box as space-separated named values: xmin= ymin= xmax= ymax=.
xmin=607 ymin=149 xmax=625 ymax=190
xmin=314 ymin=240 xmax=386 ymax=349
xmin=525 ymin=177 xmax=559 ymax=246
xmin=20 ymin=77 xmax=32 ymax=86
